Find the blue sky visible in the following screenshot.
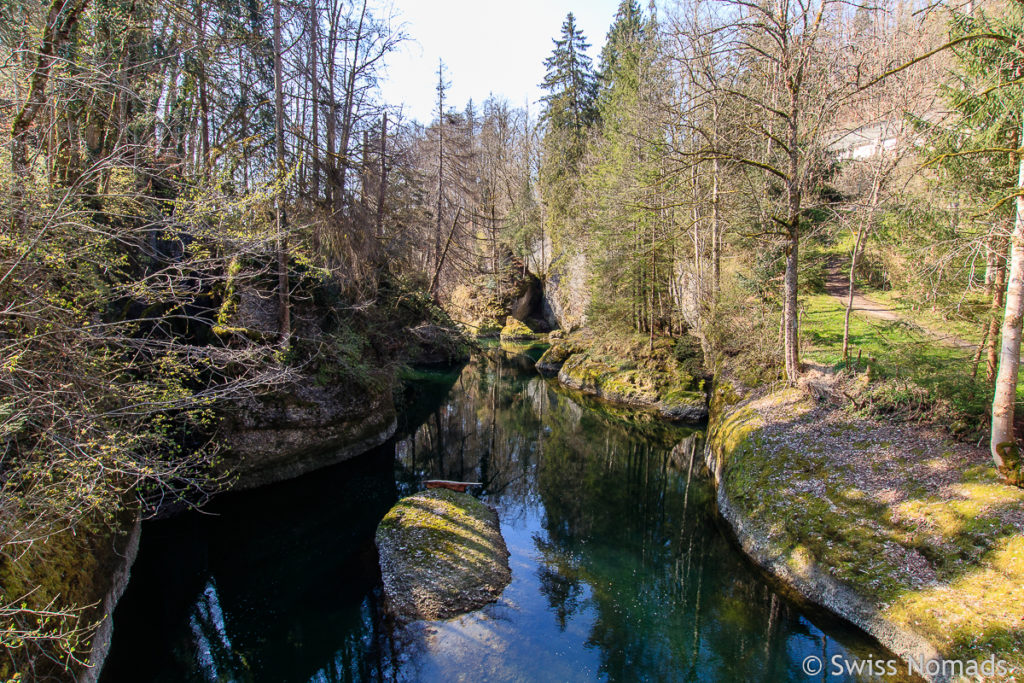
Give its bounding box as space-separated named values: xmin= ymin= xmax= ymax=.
xmin=378 ymin=0 xmax=623 ymax=123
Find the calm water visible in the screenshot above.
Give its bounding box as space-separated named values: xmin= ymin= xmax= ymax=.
xmin=101 ymin=348 xmax=914 ymax=682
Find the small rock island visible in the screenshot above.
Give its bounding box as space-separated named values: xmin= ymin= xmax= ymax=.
xmin=375 ymin=489 xmax=511 ymax=621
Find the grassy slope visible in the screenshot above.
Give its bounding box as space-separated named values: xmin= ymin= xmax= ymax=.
xmin=799 ymin=292 xmax=1017 ymax=435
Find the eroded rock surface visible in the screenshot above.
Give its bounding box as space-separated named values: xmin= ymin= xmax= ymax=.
xmin=375 ymin=489 xmax=511 ymax=621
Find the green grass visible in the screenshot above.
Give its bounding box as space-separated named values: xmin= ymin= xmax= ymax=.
xmin=799 ymin=294 xmax=1011 ymax=428
xmin=868 ymin=289 xmax=989 ymax=347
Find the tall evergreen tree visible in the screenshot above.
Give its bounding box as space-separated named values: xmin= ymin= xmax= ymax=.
xmin=584 ymin=4 xmax=675 ymax=336
xmin=539 ymin=13 xmax=598 ymax=243
xmin=597 ymin=0 xmax=644 ymax=105
xmin=540 ymin=13 xmax=598 ymax=139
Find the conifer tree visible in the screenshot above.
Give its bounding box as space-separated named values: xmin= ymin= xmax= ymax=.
xmin=584 ymin=3 xmax=673 ymax=336
xmin=539 ymin=13 xmax=598 ymax=238
xmin=540 ymin=13 xmax=598 ymax=141
xmin=597 ymin=0 xmax=644 ymax=105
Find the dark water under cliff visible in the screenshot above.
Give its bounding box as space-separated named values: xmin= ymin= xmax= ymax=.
xmin=101 ymin=348 xmax=913 ymax=682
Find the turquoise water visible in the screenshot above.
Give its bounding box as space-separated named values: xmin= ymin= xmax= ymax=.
xmin=101 ymin=350 xmax=915 ymax=682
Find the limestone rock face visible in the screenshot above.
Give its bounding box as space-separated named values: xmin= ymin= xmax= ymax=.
xmin=375 ymin=489 xmax=511 ymax=622
xmin=220 ymin=381 xmax=396 ymax=490
xmin=544 ymin=250 xmax=589 ymax=330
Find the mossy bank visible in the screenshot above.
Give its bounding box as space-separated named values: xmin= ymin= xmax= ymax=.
xmin=0 ymin=512 xmax=140 ymax=682
xmin=536 ymin=331 xmax=708 ymax=422
xmin=704 ymin=378 xmax=1024 ymax=682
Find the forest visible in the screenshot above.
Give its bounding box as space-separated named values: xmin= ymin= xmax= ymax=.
xmin=1 ymin=0 xmax=1023 ymax=680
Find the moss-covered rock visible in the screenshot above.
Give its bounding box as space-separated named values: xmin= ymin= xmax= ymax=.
xmin=705 ymin=387 xmax=1024 ymax=682
xmin=555 ymin=338 xmax=708 ymax=423
xmin=375 ymin=489 xmax=511 ymax=622
xmin=535 ymin=339 xmax=583 ymax=375
xmin=0 ymin=511 xmax=140 ymax=682
xmin=499 ymin=316 xmax=538 ymax=341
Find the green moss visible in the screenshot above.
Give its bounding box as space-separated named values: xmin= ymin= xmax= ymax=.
xmin=375 ymin=489 xmax=510 ymax=620
xmin=0 ymin=511 xmax=135 ymax=677
xmin=499 ymin=316 xmax=538 ymax=341
xmin=710 ymin=389 xmax=1024 ymax=675
xmin=536 ymin=339 xmax=583 ymax=370
xmin=555 ymin=331 xmax=706 ymax=420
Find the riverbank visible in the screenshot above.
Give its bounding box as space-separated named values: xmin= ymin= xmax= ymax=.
xmin=0 ymin=282 xmax=472 ymax=680
xmin=536 ymin=330 xmax=708 ymax=422
xmin=705 ymin=374 xmax=1024 ymax=682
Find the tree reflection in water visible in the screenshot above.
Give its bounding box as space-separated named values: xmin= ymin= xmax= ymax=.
xmin=391 ymin=353 xmax=912 ymax=683
xmin=103 ymin=351 xmax=917 ymax=683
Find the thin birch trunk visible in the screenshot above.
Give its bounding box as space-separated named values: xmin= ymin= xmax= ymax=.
xmin=990 ymin=114 xmax=1024 ymax=487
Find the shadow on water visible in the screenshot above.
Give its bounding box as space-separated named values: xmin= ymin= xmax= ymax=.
xmin=102 ymin=351 xmax=920 ymax=683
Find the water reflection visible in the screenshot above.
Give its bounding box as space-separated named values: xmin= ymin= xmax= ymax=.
xmin=101 ymin=352 xmax=916 ymax=683
xmin=390 ymin=354 xmax=915 ymax=683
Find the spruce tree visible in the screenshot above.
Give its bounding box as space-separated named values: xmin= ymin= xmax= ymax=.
xmin=539 ymin=13 xmax=598 ymax=242
xmin=597 ymin=0 xmax=644 ymax=106
xmin=585 ymin=3 xmax=672 ymax=334
xmin=540 ymin=12 xmax=598 ymax=140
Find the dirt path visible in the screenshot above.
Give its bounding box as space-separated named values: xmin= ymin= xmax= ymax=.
xmin=823 ymin=259 xmax=977 ymax=353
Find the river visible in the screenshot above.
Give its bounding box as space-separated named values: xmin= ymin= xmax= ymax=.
xmin=100 ymin=346 xmax=913 ymax=682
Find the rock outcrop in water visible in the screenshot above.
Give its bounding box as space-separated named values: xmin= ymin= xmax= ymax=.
xmin=499 ymin=316 xmax=539 ymax=341
xmin=538 ymin=333 xmax=708 ymax=422
xmin=375 ymin=489 xmax=511 ymax=621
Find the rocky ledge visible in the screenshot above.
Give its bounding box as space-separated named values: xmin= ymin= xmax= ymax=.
xmin=220 ymin=380 xmax=397 ymax=490
xmin=375 ymin=489 xmax=511 ymax=622
xmin=538 ymin=334 xmax=708 ymax=423
xmin=704 ymin=377 xmax=1024 ymax=683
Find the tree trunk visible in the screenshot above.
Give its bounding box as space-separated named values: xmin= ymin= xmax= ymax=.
xmin=710 ymin=101 xmax=721 ymax=300
xmin=309 ymin=0 xmax=320 ymax=200
xmin=843 ymin=181 xmax=879 ymax=365
xmin=842 ymin=228 xmax=863 ymax=366
xmin=375 ymin=112 xmax=388 ymax=238
xmin=336 ymin=0 xmax=368 ymax=213
xmin=433 ymin=60 xmax=446 ymax=287
xmin=196 ymin=0 xmax=211 ymax=174
xmin=325 ymin=6 xmax=338 ymax=209
xmin=783 ymin=89 xmax=802 ymax=382
xmin=10 ymin=0 xmax=90 ymax=229
xmin=273 ymin=0 xmax=291 ymax=344
xmin=711 ymin=155 xmax=721 ymax=298
xmin=990 ymin=114 xmax=1024 ymax=487
xmin=784 ymin=228 xmax=800 ymax=381
xmin=986 ymin=229 xmax=1009 ymax=384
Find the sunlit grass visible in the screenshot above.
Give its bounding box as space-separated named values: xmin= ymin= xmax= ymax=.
xmin=799 ymin=294 xmax=1021 ymax=424
xmin=869 ymin=289 xmax=989 ymax=348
